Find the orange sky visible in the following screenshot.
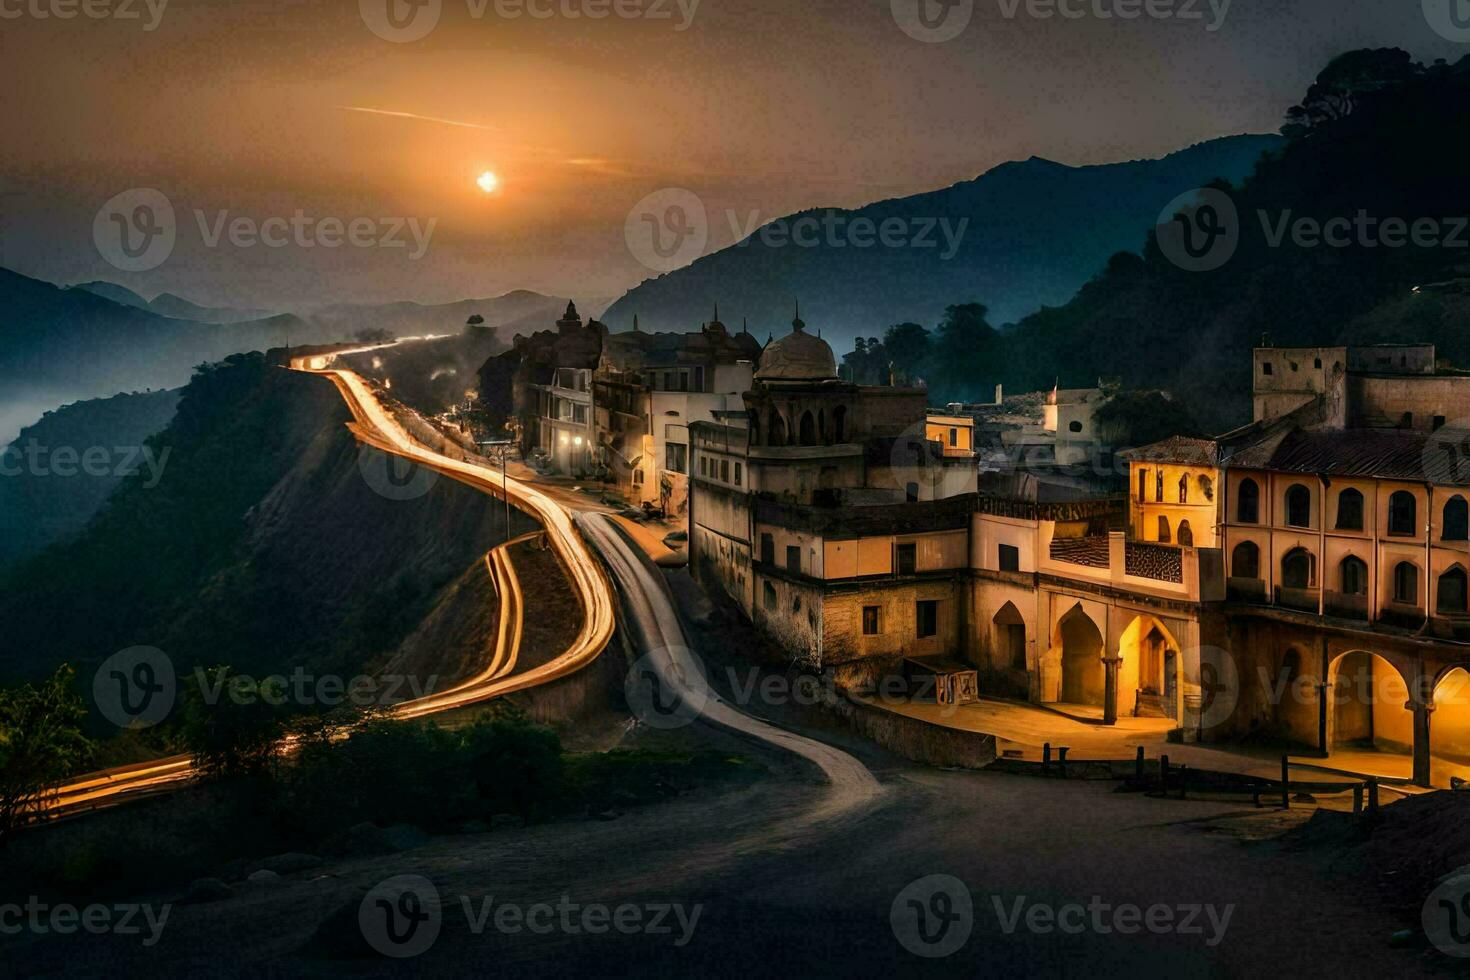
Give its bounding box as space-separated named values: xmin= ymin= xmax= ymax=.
xmin=0 ymin=0 xmax=1461 ymax=310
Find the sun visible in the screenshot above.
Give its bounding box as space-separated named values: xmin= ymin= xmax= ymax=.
xmin=476 ymin=170 xmax=499 ymax=194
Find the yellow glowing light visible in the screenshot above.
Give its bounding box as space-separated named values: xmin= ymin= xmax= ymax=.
xmin=477 ymin=171 xmax=500 ymax=194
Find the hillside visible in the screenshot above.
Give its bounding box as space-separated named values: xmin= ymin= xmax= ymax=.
xmin=0 ymin=388 xmax=182 ymax=570
xmin=0 ymin=354 xmax=528 ymax=731
xmin=601 ymin=134 xmax=1282 ymax=346
xmin=298 ymin=290 xmax=578 ymax=340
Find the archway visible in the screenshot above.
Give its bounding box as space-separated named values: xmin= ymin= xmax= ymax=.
xmin=1119 ymin=615 xmax=1181 ymax=719
xmin=992 ymin=602 xmax=1027 ymax=671
xmin=1178 ymin=520 xmax=1194 ymax=547
xmin=1272 ymin=647 xmax=1317 ymax=747
xmin=798 ymin=411 xmax=817 ymax=446
xmin=1431 ymin=667 xmax=1470 ymax=786
xmin=768 ymin=409 xmax=787 ymax=447
xmin=1328 ymin=651 xmax=1412 ymax=769
xmin=1056 ymin=605 xmax=1104 ymax=707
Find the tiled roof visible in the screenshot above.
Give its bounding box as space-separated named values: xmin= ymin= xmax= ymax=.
xmin=1227 ymin=428 xmax=1470 ymax=486
xmin=1119 ymin=436 xmax=1219 ymax=466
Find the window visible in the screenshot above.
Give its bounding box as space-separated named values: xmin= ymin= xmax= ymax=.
xmin=799 ymin=411 xmax=817 ymax=446
xmin=905 ymin=482 xmax=920 ymax=503
xmin=763 ymin=581 xmax=777 ymax=611
xmin=1200 ymin=475 xmax=1214 ymax=501
xmin=1156 ymin=470 xmax=1164 ymax=502
xmin=1446 ymin=496 xmax=1469 ymax=541
xmin=1281 ymin=548 xmax=1315 ymax=590
xmin=734 ymin=462 xmax=742 ymax=487
xmin=720 ymin=459 xmax=730 ymax=482
xmin=1389 ymin=491 xmax=1417 ymax=536
xmin=833 ymin=406 xmax=847 ymax=443
xmin=1232 ymin=541 xmax=1260 ymax=579
xmin=1178 ymin=473 xmax=1188 ymax=504
xmin=1237 ymin=478 xmax=1260 ymax=523
xmin=1285 ymin=484 xmax=1312 ymax=528
xmin=998 ymin=544 xmax=1021 ymax=572
xmin=1314 ymin=357 xmax=1322 ymax=369
xmin=1439 ymin=567 xmax=1468 ymax=614
xmin=1069 ymin=420 xmax=1083 ymax=433
xmin=1178 ymin=520 xmax=1194 ymax=547
xmin=1157 ymin=516 xmax=1171 ymax=543
xmin=666 ymin=443 xmax=687 ymax=474
xmin=786 ymin=545 xmax=801 ymax=574
xmin=693 ymin=366 xmax=705 ymax=393
xmin=949 ymin=427 xmax=958 ymax=447
xmin=1340 ymin=556 xmax=1368 ymax=596
xmin=896 ymin=543 xmax=917 ymax=576
xmin=1435 ymin=415 xmax=1448 ymax=432
xmin=916 ymin=600 xmax=939 ymax=639
xmin=760 ymin=533 xmax=775 ymax=565
xmin=699 ymin=457 xmax=708 ymax=476
xmin=1138 ymin=468 xmax=1148 ymax=503
xmin=862 ymin=606 xmax=881 ymax=635
xmin=1394 ymin=562 xmax=1420 ymax=605
xmin=1262 ymin=362 xmax=1273 ymax=376
xmin=1336 ymin=489 xmax=1364 ymax=531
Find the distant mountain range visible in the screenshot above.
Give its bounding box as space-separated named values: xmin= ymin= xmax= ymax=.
xmin=296 ymin=291 xmax=578 ymax=341
xmin=74 ymin=281 xmax=276 ymax=323
xmin=601 ymin=134 xmax=1284 ymax=346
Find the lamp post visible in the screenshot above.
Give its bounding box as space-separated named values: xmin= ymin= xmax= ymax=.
xmin=478 ymin=438 xmax=516 ymax=541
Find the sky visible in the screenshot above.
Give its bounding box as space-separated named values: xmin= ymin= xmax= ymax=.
xmin=1 ymin=0 xmax=1465 ymax=312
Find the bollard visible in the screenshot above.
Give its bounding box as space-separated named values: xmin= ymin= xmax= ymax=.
xmin=1178 ymin=764 xmax=1187 ymax=799
xmin=1280 ymin=755 xmax=1290 ymax=810
xmin=1160 ymin=754 xmax=1170 ymax=794
xmin=1043 ymin=742 xmax=1051 ymax=776
xmin=1135 ymin=746 xmax=1145 ymax=782
xmin=1353 ymin=783 xmax=1364 ymax=814
xmin=1367 ymin=777 xmax=1379 ymax=815
xmin=1058 ymin=746 xmax=1069 ymax=778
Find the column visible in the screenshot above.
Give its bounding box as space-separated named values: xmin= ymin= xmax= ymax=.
xmin=1411 ymin=698 xmax=1434 ymax=788
xmin=1102 ymin=655 xmax=1122 ymax=726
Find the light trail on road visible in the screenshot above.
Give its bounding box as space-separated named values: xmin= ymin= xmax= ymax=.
xmin=42 ymin=343 xmax=614 ymax=818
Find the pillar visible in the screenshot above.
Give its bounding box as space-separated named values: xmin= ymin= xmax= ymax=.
xmin=1411 ymin=698 xmax=1434 ymax=788
xmin=1316 ymin=681 xmax=1330 ymax=758
xmin=1102 ymin=655 xmax=1122 ymax=726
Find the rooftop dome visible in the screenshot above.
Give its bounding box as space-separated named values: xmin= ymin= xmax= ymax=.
xmin=755 ymin=315 xmax=837 ymax=382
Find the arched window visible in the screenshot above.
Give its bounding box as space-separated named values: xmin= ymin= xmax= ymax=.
xmin=798 ymin=411 xmax=817 ymax=446
xmin=1137 ymin=468 xmax=1148 ymax=503
xmin=817 ymin=409 xmax=826 ymax=445
xmin=1282 ymin=548 xmax=1315 ymax=590
xmin=833 ymin=405 xmax=847 ymax=443
xmin=1439 ymin=566 xmax=1468 ymax=614
xmin=1178 ymin=474 xmax=1189 ymax=504
xmin=1155 ymin=470 xmax=1164 ymax=502
xmin=1336 ymin=488 xmax=1364 ymax=531
xmin=1340 ymin=556 xmax=1368 ymax=596
xmin=1394 ymin=561 xmax=1420 ymax=604
xmin=1237 ymin=478 xmax=1260 ymax=523
xmin=1157 ymin=516 xmax=1171 ymax=543
xmin=768 ymin=409 xmax=786 ymax=447
xmin=1285 ymin=484 xmax=1312 ymax=528
xmin=748 ymin=412 xmax=760 ymax=446
xmin=1445 ymin=496 xmax=1469 ymax=542
xmin=1389 ymin=491 xmax=1417 ymax=536
xmin=1232 ymin=541 xmax=1260 ymax=579
xmin=1199 ymin=475 xmax=1214 ymax=502
xmin=1178 ymin=520 xmax=1194 ymax=547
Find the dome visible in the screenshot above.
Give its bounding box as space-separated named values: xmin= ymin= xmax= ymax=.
xmin=755 ymin=316 xmax=837 ymax=382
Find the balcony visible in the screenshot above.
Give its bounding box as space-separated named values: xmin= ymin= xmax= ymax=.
xmin=1323 ymin=591 xmax=1369 ymax=621
xmin=1378 ymin=603 xmax=1427 ymax=631
xmin=1227 ymin=577 xmax=1266 ymax=602
xmin=1274 ymin=585 xmax=1320 ymax=613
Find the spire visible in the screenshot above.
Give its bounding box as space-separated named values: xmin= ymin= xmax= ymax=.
xmin=633 ymin=314 xmax=640 ymax=332
xmin=792 ymin=298 xmax=805 ymax=333
xmin=565 ymin=300 xmax=578 ymax=319
xmin=713 ymin=301 xmax=719 ymax=322
xmin=742 ymin=317 xmax=749 ymax=335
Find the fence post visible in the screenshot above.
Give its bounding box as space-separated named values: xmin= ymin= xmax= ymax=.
xmin=1042 ymin=742 xmax=1051 ymax=776
xmin=1280 ymin=755 xmax=1290 ymax=810
xmin=1135 ymin=746 xmax=1145 ymax=782
xmin=1057 ymin=746 xmax=1069 ymax=778
xmin=1178 ymin=764 xmax=1187 ymax=799
xmin=1367 ymin=777 xmax=1379 ymax=816
xmin=1353 ymin=783 xmax=1364 ymax=814
xmin=1160 ymin=754 xmax=1170 ymax=794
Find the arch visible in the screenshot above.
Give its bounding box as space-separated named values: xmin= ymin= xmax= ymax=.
xmin=1393 ymin=560 xmax=1420 ymax=605
xmin=992 ymin=602 xmax=1027 ymax=671
xmin=1336 ymin=488 xmax=1364 ymax=531
xmin=1281 ymin=547 xmax=1316 ymax=590
xmin=1438 ymin=564 xmax=1469 ymax=615
xmin=1271 ymin=647 xmax=1317 ymax=747
xmin=1389 ymin=490 xmax=1417 ymax=536
xmin=767 ymin=409 xmax=787 ymax=447
xmin=1231 ymin=541 xmax=1260 ymax=579
xmin=1327 ymin=651 xmax=1412 ymax=761
xmin=1177 ymin=520 xmax=1194 ymax=547
xmin=832 ymin=405 xmax=847 ymax=443
xmin=1055 ymin=604 xmax=1104 ymax=707
xmin=1446 ymin=495 xmax=1469 ymax=542
xmin=748 ymin=412 xmax=760 ymax=446
xmin=1339 ymin=555 xmax=1368 ymax=596
xmin=1237 ymin=478 xmax=1260 ymax=523
xmin=817 ymin=408 xmax=826 ymax=445
xmin=1432 ymin=667 xmax=1470 ymax=785
xmin=1157 ymin=515 xmax=1171 ymax=543
xmin=1120 ymin=614 xmax=1181 ymax=719
xmin=1285 ymin=483 xmax=1312 ymax=528
xmin=798 ymin=410 xmax=817 ymax=446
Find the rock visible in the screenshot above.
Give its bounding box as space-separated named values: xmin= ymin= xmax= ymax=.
xmin=182 ymin=878 xmax=234 ymax=904
xmin=323 ymin=822 xmax=430 ymax=858
xmin=246 ymin=869 xmax=282 ymax=885
xmin=256 ymin=852 xmax=323 ymax=875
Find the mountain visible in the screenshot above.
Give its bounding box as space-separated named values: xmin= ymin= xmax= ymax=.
xmin=74 ymin=281 xmax=274 ymax=323
xmin=299 ymin=290 xmax=582 ymax=340
xmin=0 ymin=388 xmax=181 ymax=570
xmin=988 ymin=50 xmax=1470 ymax=432
xmin=601 ymin=134 xmax=1284 ymax=346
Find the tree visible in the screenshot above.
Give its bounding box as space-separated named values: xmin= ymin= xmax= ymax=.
xmin=181 ymin=668 xmax=294 ymax=779
xmin=0 ymin=666 xmax=94 ymax=845
xmin=882 ymin=322 xmax=932 ymax=382
xmin=1282 ymin=49 xmax=1419 ymax=138
xmin=930 ymin=303 xmax=1000 ymax=398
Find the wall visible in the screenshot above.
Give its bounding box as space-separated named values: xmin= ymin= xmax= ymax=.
xmin=822 ymin=579 xmax=961 ymax=665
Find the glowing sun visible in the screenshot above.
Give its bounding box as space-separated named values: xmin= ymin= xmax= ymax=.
xmin=476 ymin=170 xmax=500 ymax=194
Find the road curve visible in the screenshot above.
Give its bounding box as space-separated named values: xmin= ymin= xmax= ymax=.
xmin=578 ymin=513 xmax=883 ymax=826
xmin=43 ymin=346 xmax=615 ymax=817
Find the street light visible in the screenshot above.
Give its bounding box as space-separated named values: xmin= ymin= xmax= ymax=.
xmin=478 ymin=438 xmax=516 ymax=541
